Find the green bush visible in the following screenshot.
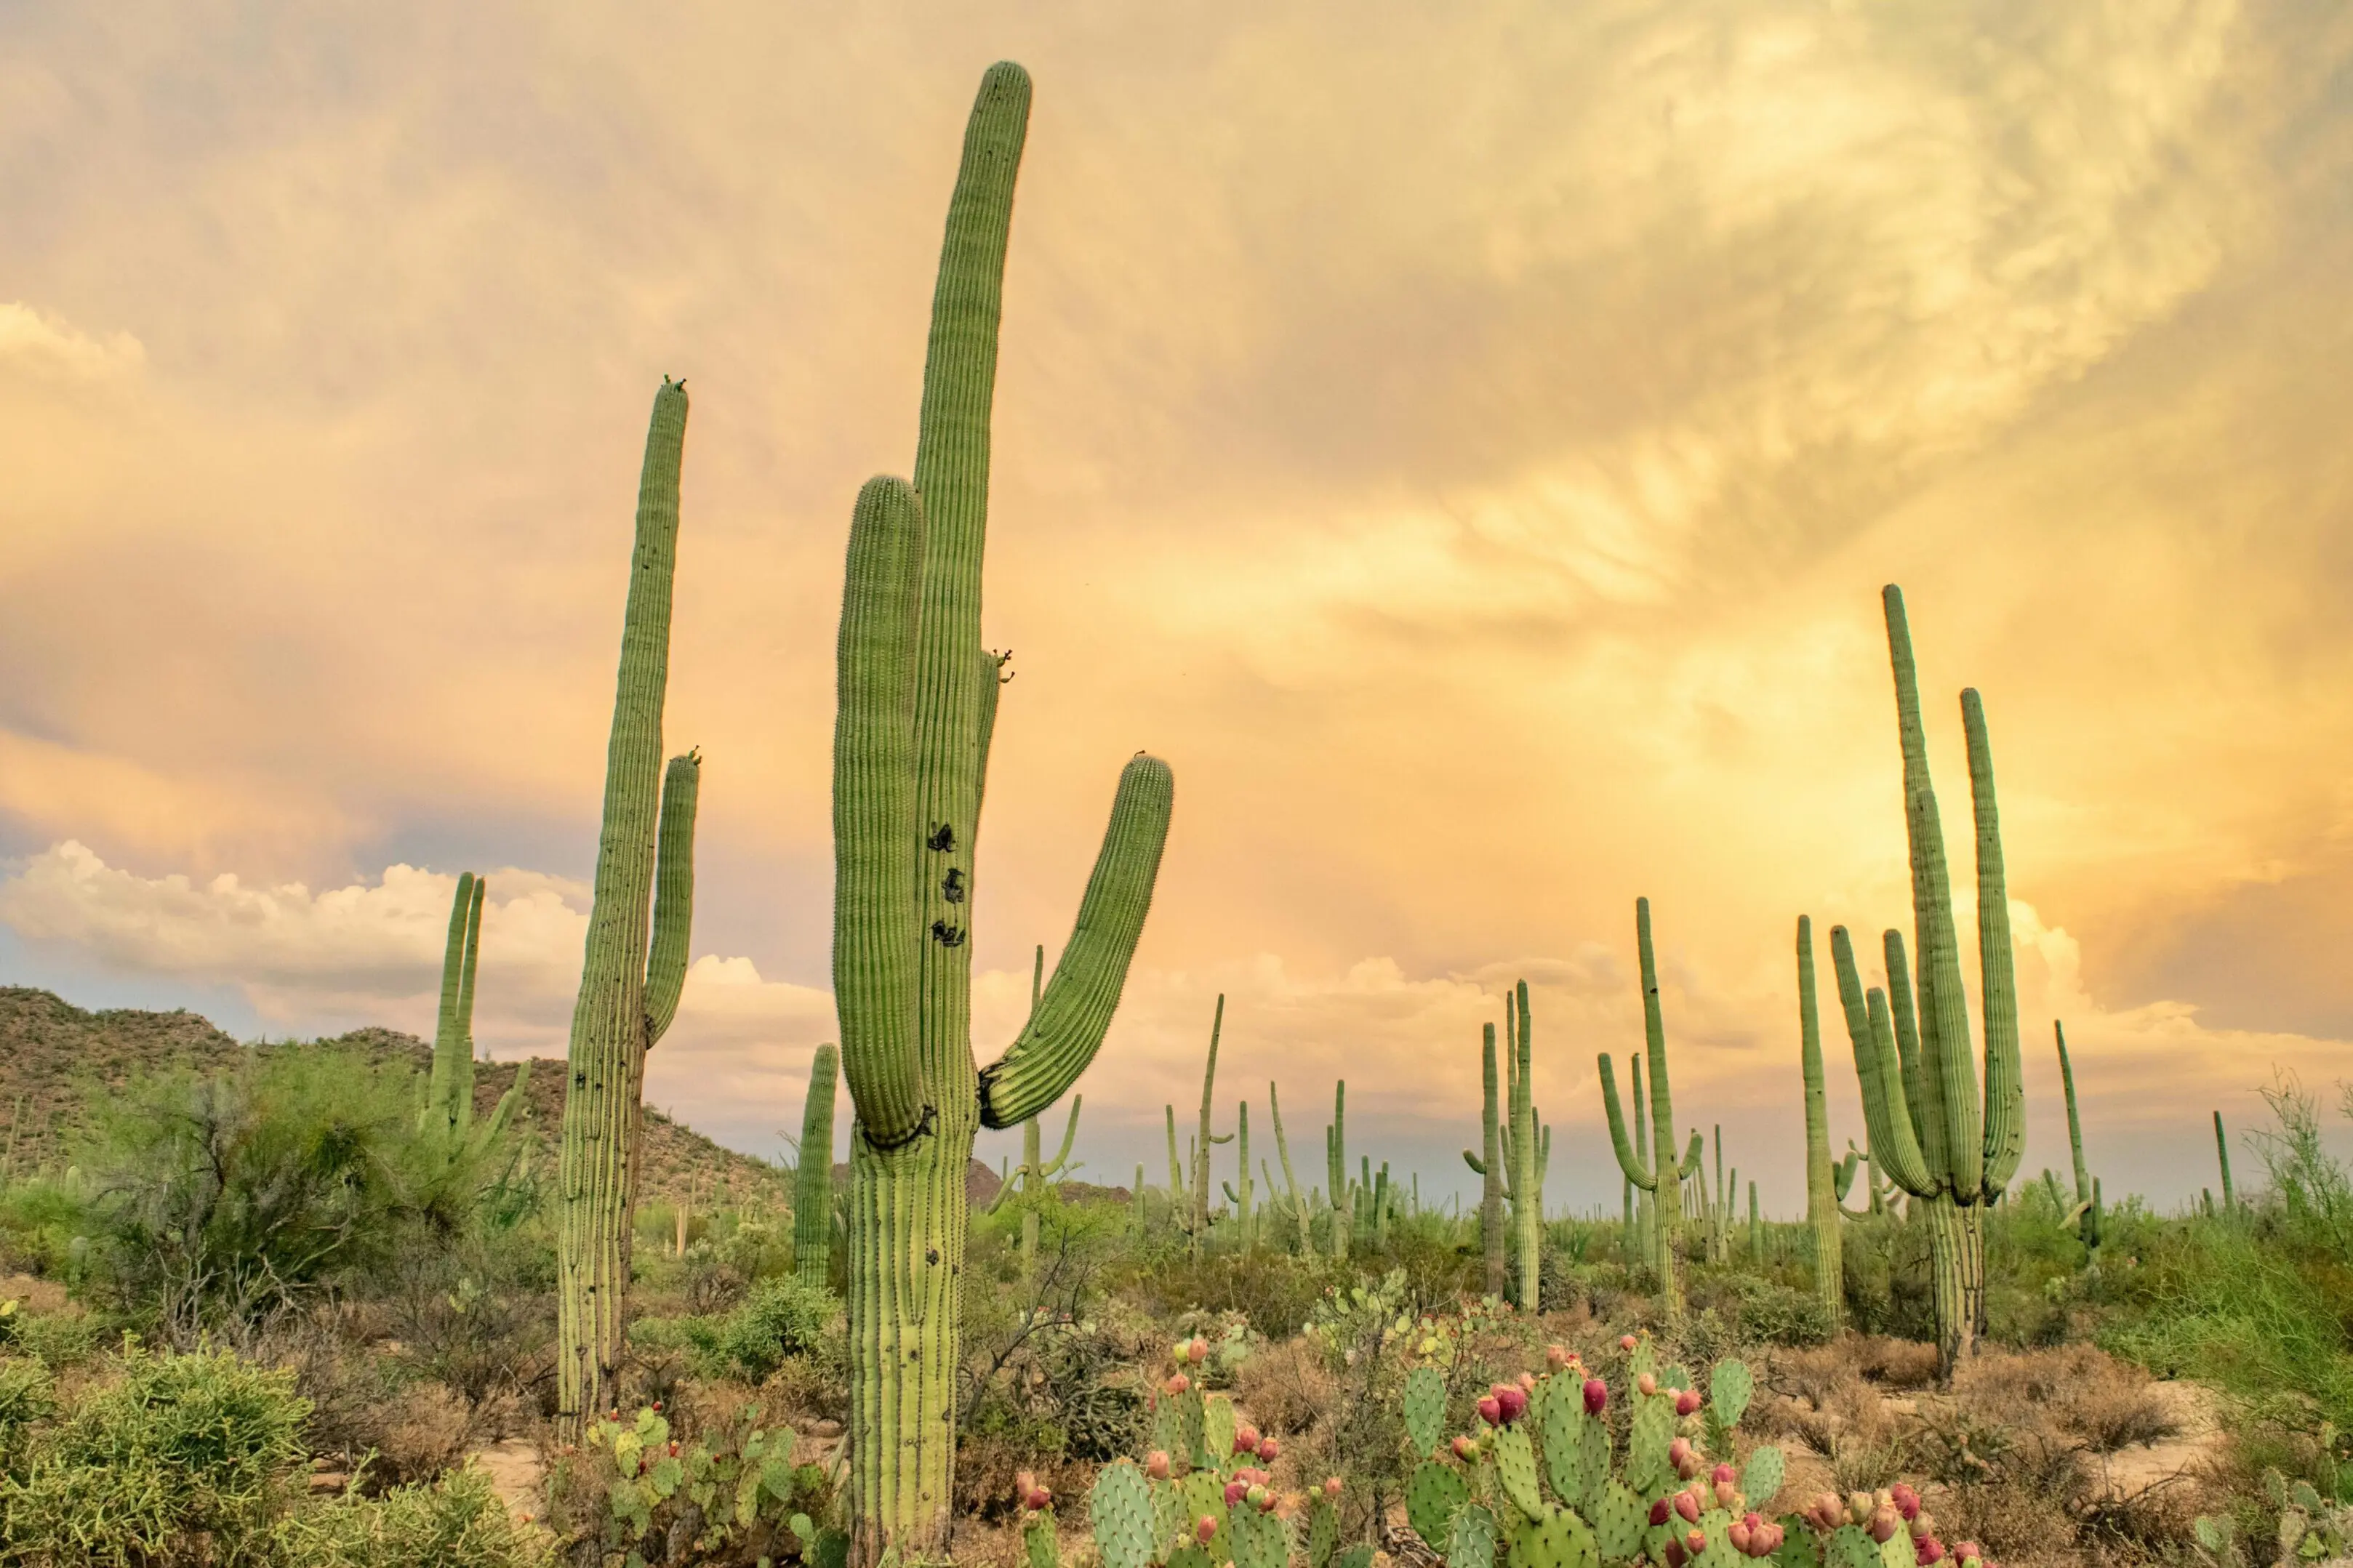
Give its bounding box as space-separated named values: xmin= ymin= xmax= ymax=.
xmin=272 ymin=1464 xmax=550 ymax=1568
xmin=0 ymin=1308 xmax=102 ymax=1370
xmin=0 ymin=1359 xmax=52 ymax=1469
xmin=0 ymin=1346 xmax=310 ymax=1564
xmin=631 ymin=1274 xmax=835 ymax=1384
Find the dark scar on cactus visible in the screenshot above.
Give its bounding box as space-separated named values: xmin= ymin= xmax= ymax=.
xmin=930 ymin=920 xmax=966 ymax=947
xmin=942 ymin=867 xmax=966 ymax=904
xmin=926 ymin=822 xmax=955 ymax=852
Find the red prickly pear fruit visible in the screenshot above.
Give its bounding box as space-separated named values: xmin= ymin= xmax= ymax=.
xmin=1687 ymin=1529 xmax=1710 ymax=1556
xmin=1169 ymin=1373 xmax=1192 ymax=1395
xmin=1909 ymin=1516 xmax=1932 ymax=1543
xmin=1452 ymin=1435 xmax=1478 ymax=1461
xmin=1188 ymin=1337 xmax=1210 ymax=1363
xmin=1518 ymin=1372 xmax=1537 ymax=1393
xmin=1743 ymin=1514 xmax=1763 ymax=1532
xmin=1621 ymin=1334 xmax=1640 ymax=1351
xmin=1017 ymin=1471 xmax=1038 ymax=1495
xmin=1584 ymin=1378 xmax=1608 ymax=1415
xmin=1675 ymin=1491 xmax=1701 ymax=1524
xmin=1730 ymin=1522 xmax=1754 ymax=1555
xmin=1869 ymin=1507 xmax=1901 ymax=1544
xmin=1259 ymin=1437 xmax=1281 ymax=1462
xmin=1675 ymin=1388 xmax=1702 ymax=1418
xmin=1952 ymin=1545 xmax=1981 ymax=1567
xmin=1891 ymin=1484 xmax=1920 ymax=1521
xmin=1638 ymin=1372 xmax=1659 ymax=1396
xmin=1715 ymin=1464 xmax=1738 ymax=1487
xmin=651 ymin=1402 xmax=663 ymax=1413
xmin=1147 ymin=1451 xmax=1171 ymax=1479
xmin=1235 ymin=1426 xmax=1260 ymax=1455
xmin=1650 ymin=1500 xmax=1672 ymax=1527
xmin=1715 ymin=1480 xmax=1738 ymax=1510
xmin=1547 ymin=1345 xmax=1569 ymax=1370
xmin=1198 ymin=1517 xmax=1219 ymax=1544
xmin=1225 ymin=1481 xmax=1249 ymax=1506
xmin=1665 ymin=1542 xmax=1688 ymax=1568
xmin=1498 ymin=1386 xmax=1528 ymax=1423
xmin=1668 ymin=1438 xmax=1692 ymax=1465
xmin=1324 ymin=1477 xmax=1344 ymax=1498
xmin=1676 ymin=1451 xmax=1703 ymax=1481
xmin=1917 ymin=1540 xmax=1945 ymax=1565
xmin=1477 ymin=1396 xmax=1503 ymax=1425
xmin=1031 ymin=1489 xmax=1054 ymax=1511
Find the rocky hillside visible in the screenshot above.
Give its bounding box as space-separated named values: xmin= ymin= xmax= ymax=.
xmin=0 ymin=986 xmax=787 ymax=1205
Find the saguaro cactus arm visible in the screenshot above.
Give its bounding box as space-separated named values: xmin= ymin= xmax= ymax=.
xmin=1599 ymin=1053 xmax=1656 ymax=1190
xmin=1038 ymin=1094 xmax=1083 ymax=1178
xmin=644 ymin=751 xmax=700 ymax=1046
xmin=2213 ymin=1111 xmax=2236 ymax=1210
xmin=795 ymin=1044 xmax=840 ymax=1284
xmin=2056 ymin=1021 xmax=2090 ymax=1210
xmin=1829 ymin=924 xmax=1938 ymax=1195
xmin=1964 ymin=688 xmax=2026 ymax=1195
xmin=978 ymin=755 xmax=1174 ymax=1127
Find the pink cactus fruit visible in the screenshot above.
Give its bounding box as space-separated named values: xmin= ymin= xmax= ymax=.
xmin=1714 ymin=1464 xmax=1737 ymax=1487
xmin=1650 ymin=1499 xmax=1672 ymax=1527
xmin=1224 ymin=1480 xmax=1248 ymax=1506
xmin=1869 ymin=1507 xmax=1901 ymax=1544
xmin=1477 ymin=1395 xmax=1503 ymax=1426
xmin=1246 ymin=1484 xmax=1270 ymax=1509
xmin=1687 ymin=1529 xmax=1709 ymax=1556
xmin=1166 ymin=1373 xmax=1190 ymax=1395
xmin=1621 ymin=1334 xmax=1640 ymax=1351
xmin=1235 ymin=1426 xmax=1261 ymax=1455
xmin=1518 ymin=1372 xmax=1538 ymax=1393
xmin=1258 ymin=1436 xmax=1281 ymax=1463
xmin=1452 ymin=1435 xmax=1478 ymax=1461
xmin=1584 ymin=1378 xmax=1608 ymax=1415
xmin=1638 ymin=1372 xmax=1659 ymax=1397
xmin=1497 ymin=1386 xmax=1528 ymax=1423
xmin=1891 ymin=1484 xmax=1920 ymax=1521
xmin=1675 ymin=1491 xmax=1701 ymax=1524
xmin=1188 ymin=1337 xmax=1209 ymax=1364
xmin=1675 ymin=1388 xmax=1702 ymax=1418
xmin=1664 ymin=1542 xmax=1688 ymax=1568
xmin=1197 ymin=1517 xmax=1219 ymax=1545
xmin=1730 ymin=1521 xmax=1754 ymax=1556
xmin=1324 ymin=1476 xmax=1344 ymax=1499
xmin=1917 ymin=1540 xmax=1946 ymax=1565
xmin=1028 ymin=1488 xmax=1053 ymax=1511
xmin=1668 ymin=1438 xmax=1692 ymax=1466
xmin=1146 ymin=1450 xmax=1171 ymax=1480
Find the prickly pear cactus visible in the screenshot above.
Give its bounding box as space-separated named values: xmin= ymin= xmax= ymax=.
xmin=1167 ymin=1547 xmax=1213 ymax=1568
xmin=1202 ymin=1393 xmax=1237 ymax=1468
xmin=1090 ymin=1460 xmax=1158 ymax=1568
xmin=1307 ymin=1494 xmax=1339 ymax=1568
xmin=1490 ymin=1421 xmax=1546 ymax=1521
xmin=1025 ymin=1514 xmax=1059 ymax=1568
xmin=1507 ymin=1506 xmax=1599 ymax=1568
xmin=1179 ymin=1469 xmax=1228 ymax=1544
xmin=1336 ymin=1547 xmax=1376 ymax=1568
xmin=1710 ymin=1359 xmax=1755 ymax=1427
xmin=1627 ymin=1395 xmax=1677 ymax=1492
xmin=1824 ymin=1524 xmax=1882 ymax=1568
xmin=1696 ymin=1511 xmax=1744 ymax=1568
xmin=1450 ymin=1500 xmax=1502 ymax=1568
xmin=1627 ymin=1337 xmax=1659 ymax=1383
xmin=1152 ymin=1399 xmax=1186 ymax=1468
xmin=1595 ymin=1480 xmax=1648 ymax=1561
xmin=1542 ymin=1394 xmax=1585 ymax=1502
xmin=1228 ymin=1503 xmax=1290 ymax=1568
xmin=1405 ymin=1364 xmax=1448 ymax=1458
xmin=1152 ymin=1471 xmax=1187 ymax=1551
xmin=1177 ymin=1388 xmax=1206 ymax=1471
xmin=1408 ymin=1460 xmax=1470 ymax=1546
xmin=1738 ymin=1444 xmax=1784 ymax=1509
xmin=1661 ymin=1362 xmax=1695 ymax=1394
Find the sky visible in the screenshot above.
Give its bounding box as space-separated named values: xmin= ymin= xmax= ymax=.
xmin=4 ymin=1 xmax=2352 ymax=1215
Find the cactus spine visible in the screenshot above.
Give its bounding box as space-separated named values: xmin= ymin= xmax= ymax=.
xmin=425 ymin=872 xmax=486 ymax=1135
xmin=1796 ymin=915 xmax=1843 ymax=1325
xmin=1600 ymin=898 xmax=1687 ymax=1318
xmin=1831 ymin=584 xmax=2026 ymax=1375
xmin=1463 ymin=1021 xmax=1509 ymax=1296
xmin=1190 ymin=996 xmax=1232 ymax=1247
xmin=828 ymin=64 xmax=1174 ymax=1561
xmin=796 ymin=1045 xmax=841 ymax=1287
xmin=2053 ymin=1021 xmax=2100 ymax=1251
xmin=555 ymin=381 xmax=702 ymax=1436
xmin=2213 ymin=1111 xmax=2236 ymax=1213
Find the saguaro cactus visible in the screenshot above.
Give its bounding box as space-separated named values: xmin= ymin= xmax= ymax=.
xmin=797 ymin=1045 xmax=841 ymax=1287
xmin=2213 ymin=1111 xmax=2236 ymax=1213
xmin=556 ymin=382 xmax=702 ymax=1435
xmin=1219 ymin=1101 xmax=1254 ymax=1246
xmin=2053 ymin=1021 xmax=2100 ymax=1251
xmin=1497 ymin=981 xmax=1549 ymax=1309
xmin=1462 ymin=1021 xmax=1509 ymax=1296
xmin=1796 ymin=915 xmax=1843 ymax=1326
xmin=1325 ymin=1082 xmax=1352 ymax=1261
xmin=1828 ymin=579 xmax=2025 ymax=1376
xmin=425 ymin=872 xmax=486 ymax=1135
xmin=828 ymin=63 xmax=1174 ymax=1564
xmin=1601 ymin=898 xmax=1688 ymax=1318
xmin=1267 ymin=1082 xmax=1315 ymax=1253
xmin=1190 ymin=996 xmax=1233 ymax=1248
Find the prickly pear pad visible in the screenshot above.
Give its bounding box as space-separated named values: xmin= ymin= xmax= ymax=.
xmin=1710 ymin=1359 xmax=1755 ymax=1429
xmin=1405 ymin=1364 xmax=1448 ymax=1459
xmin=1541 ymin=1388 xmax=1585 ymax=1502
xmin=1595 ymin=1479 xmax=1648 ymax=1561
xmin=1203 ymin=1393 xmax=1237 ymax=1469
xmin=1025 ymin=1515 xmax=1059 ymax=1568
xmin=1696 ymin=1509 xmax=1744 ymax=1568
xmin=1824 ymin=1524 xmax=1882 ymax=1568
xmin=1627 ymin=1395 xmax=1677 ymax=1494
xmin=1152 ymin=1468 xmax=1187 ymax=1551
xmin=1450 ymin=1501 xmax=1503 ymax=1568
xmin=1090 ymin=1460 xmax=1158 ymax=1568
xmin=1408 ymin=1460 xmax=1470 ymax=1547
xmin=1308 ymin=1495 xmax=1339 ymax=1568
xmin=1179 ymin=1470 xmax=1227 ymax=1543
xmin=1576 ymin=1411 xmax=1614 ymax=1513
xmin=1228 ymin=1499 xmax=1290 ymax=1568
xmin=1490 ymin=1422 xmax=1546 ymax=1521
xmin=1506 ymin=1506 xmax=1599 ymax=1568
xmin=1738 ymin=1444 xmax=1784 ymax=1510
xmin=1166 ymin=1547 xmax=1213 ymax=1568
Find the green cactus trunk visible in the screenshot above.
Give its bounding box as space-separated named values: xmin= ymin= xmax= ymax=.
xmin=828 ymin=64 xmax=1171 ymax=1562
xmin=1475 ymin=1022 xmax=1507 ymax=1295
xmin=1600 ymin=898 xmax=1685 ymax=1319
xmin=2213 ymin=1111 xmax=2236 ymax=1213
xmin=1325 ymin=1082 xmax=1350 ymax=1261
xmin=1191 ymin=995 xmax=1230 ymax=1250
xmin=1632 ymin=1055 xmax=1650 ymax=1245
xmin=1747 ymin=1179 xmax=1760 ymax=1259
xmin=1796 ymin=915 xmax=1843 ymax=1326
xmin=2054 ymin=1021 xmax=2101 ymax=1252
xmin=1503 ymin=981 xmax=1544 ymax=1311
xmin=425 ymin=872 xmax=486 ymax=1136
xmin=796 ymin=1045 xmax=841 ymax=1287
xmin=1234 ymin=1101 xmax=1253 ymax=1245
xmin=1267 ymin=1082 xmax=1314 ymax=1253
xmin=556 ymin=382 xmax=702 ymax=1436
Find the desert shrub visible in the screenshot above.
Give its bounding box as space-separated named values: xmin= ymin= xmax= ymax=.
xmin=272 ymin=1463 xmax=550 ymax=1568
xmin=0 ymin=1346 xmax=310 ymax=1562
xmin=0 ymin=1359 xmax=53 ymax=1468
xmin=0 ymin=1306 xmax=101 ymax=1370
xmin=550 ymin=1402 xmax=833 ymax=1566
xmin=1123 ymin=1247 xmax=1351 ymax=1340
xmin=1729 ymin=1276 xmax=1837 ymax=1348
xmin=631 ymin=1273 xmax=835 ymax=1387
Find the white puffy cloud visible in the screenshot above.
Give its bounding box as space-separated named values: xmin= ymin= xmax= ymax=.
xmin=0 ymin=302 xmax=144 ymax=385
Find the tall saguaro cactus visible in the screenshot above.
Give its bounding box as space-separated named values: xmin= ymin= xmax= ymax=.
xmin=425 ymin=872 xmax=486 ymax=1135
xmin=1795 ymin=915 xmax=1843 ymax=1326
xmin=1829 ymin=584 xmax=2026 ymax=1376
xmin=1462 ymin=1021 xmax=1509 ymax=1296
xmin=2213 ymin=1111 xmax=2237 ymax=1213
xmin=1267 ymin=1082 xmax=1315 ymax=1253
xmin=556 ymin=382 xmax=702 ymax=1436
xmin=1190 ymin=996 xmax=1232 ymax=1247
xmin=2053 ymin=1021 xmax=2101 ymax=1251
xmin=1220 ymin=1101 xmax=1254 ymax=1245
xmin=797 ymin=1045 xmax=841 ymax=1287
xmin=828 ymin=63 xmax=1174 ymax=1564
xmin=1600 ymin=897 xmax=1688 ymax=1319
xmin=1499 ymin=983 xmax=1550 ymax=1308
xmin=1325 ymin=1082 xmax=1352 ymax=1261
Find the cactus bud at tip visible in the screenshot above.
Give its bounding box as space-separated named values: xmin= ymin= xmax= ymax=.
xmin=1324 ymin=1476 xmax=1343 ymax=1498
xmin=1224 ymin=1481 xmax=1248 ymax=1506
xmin=1650 ymin=1500 xmax=1672 ymax=1527
xmin=1166 ymin=1372 xmax=1190 ymax=1395
xmin=1452 ymin=1435 xmax=1478 ymax=1461
xmin=1675 ymin=1491 xmax=1701 ymax=1524
xmin=1188 ymin=1336 xmax=1209 ymax=1363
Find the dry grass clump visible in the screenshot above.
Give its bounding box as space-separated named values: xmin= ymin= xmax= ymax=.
xmin=1230 ymin=1336 xmax=1336 ymax=1439
xmin=1953 ymin=1344 xmax=2179 ymax=1455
